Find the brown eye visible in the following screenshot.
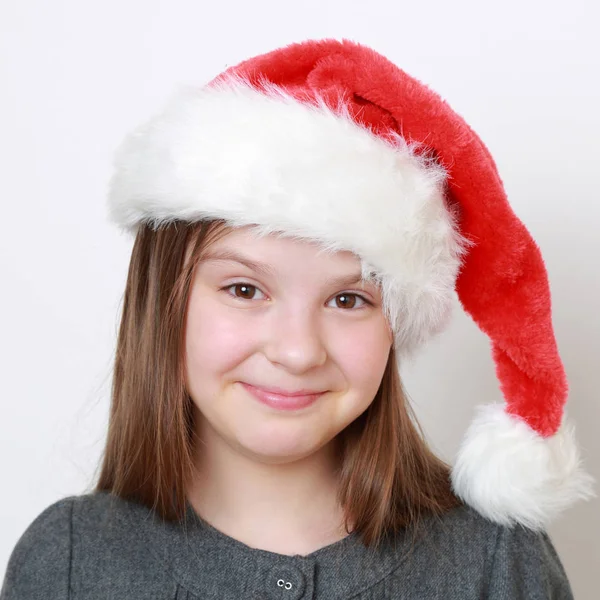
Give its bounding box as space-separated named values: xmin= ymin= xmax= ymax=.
xmin=231 ymin=284 xmax=256 ymax=299
xmin=222 ymin=283 xmax=264 ymax=301
xmin=332 ymin=293 xmax=367 ymax=309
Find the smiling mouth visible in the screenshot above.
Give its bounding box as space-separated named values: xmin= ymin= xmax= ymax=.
xmin=240 ymin=382 xmax=326 ymax=411
xmin=241 ymin=382 xmax=327 ymax=397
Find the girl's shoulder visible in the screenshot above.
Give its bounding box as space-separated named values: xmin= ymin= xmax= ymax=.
xmin=0 ymin=491 xmax=159 ymax=600
xmin=431 ymin=500 xmax=568 ymax=566
xmin=1 ymin=495 xmax=76 ymax=599
xmin=386 ymin=502 xmax=574 ymax=599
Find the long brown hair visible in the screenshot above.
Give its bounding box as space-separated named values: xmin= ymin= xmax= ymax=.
xmin=94 ymin=218 xmax=462 ymax=549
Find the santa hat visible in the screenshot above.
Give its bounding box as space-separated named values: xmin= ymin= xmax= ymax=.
xmin=106 ymin=38 xmax=595 ymax=530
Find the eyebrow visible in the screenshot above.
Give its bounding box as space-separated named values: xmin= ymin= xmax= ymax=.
xmin=198 ymin=249 xmax=371 ymax=289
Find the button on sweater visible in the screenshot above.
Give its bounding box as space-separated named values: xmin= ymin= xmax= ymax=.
xmin=0 ymin=490 xmax=574 ymax=599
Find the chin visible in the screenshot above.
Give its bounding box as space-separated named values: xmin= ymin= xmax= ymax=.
xmin=231 ymin=421 xmax=330 ymax=462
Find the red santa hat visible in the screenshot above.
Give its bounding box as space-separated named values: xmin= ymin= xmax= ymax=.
xmin=107 ymin=38 xmax=595 ymax=530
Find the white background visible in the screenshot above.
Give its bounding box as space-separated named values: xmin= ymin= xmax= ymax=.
xmin=1 ymin=0 xmax=598 ymax=596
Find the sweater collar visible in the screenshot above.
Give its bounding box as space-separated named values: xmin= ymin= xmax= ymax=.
xmin=122 ymin=495 xmax=434 ymax=599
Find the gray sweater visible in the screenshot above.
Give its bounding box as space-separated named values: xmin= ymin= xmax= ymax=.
xmin=0 ymin=490 xmax=574 ymax=599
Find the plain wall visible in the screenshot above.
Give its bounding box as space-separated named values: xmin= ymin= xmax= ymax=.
xmin=1 ymin=0 xmax=598 ymax=596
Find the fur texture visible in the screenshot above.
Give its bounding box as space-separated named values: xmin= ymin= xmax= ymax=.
xmin=107 ymin=76 xmax=467 ymax=357
xmin=451 ymin=403 xmax=596 ymax=529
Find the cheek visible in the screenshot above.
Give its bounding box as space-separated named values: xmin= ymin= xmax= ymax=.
xmin=185 ymin=294 xmax=256 ymax=383
xmin=331 ymin=322 xmax=391 ymax=411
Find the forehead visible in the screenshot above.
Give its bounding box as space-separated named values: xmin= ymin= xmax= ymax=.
xmin=205 ymin=225 xmax=361 ymax=266
xmin=196 ymin=225 xmax=380 ymax=289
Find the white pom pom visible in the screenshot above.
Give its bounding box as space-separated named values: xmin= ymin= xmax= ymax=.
xmin=450 ymin=403 xmax=596 ymax=530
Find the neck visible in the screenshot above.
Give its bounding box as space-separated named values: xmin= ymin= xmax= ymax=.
xmin=186 ymin=414 xmax=351 ymax=555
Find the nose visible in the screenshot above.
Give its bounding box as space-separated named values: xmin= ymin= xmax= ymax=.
xmin=262 ymin=306 xmax=327 ymax=374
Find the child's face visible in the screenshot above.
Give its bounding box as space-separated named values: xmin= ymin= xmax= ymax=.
xmin=184 ymin=225 xmax=393 ymax=464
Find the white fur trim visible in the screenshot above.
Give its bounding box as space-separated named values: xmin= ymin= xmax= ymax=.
xmin=451 ymin=403 xmax=596 ymax=530
xmin=107 ymin=75 xmax=468 ymax=355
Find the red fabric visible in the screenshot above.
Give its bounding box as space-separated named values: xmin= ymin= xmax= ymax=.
xmin=211 ymin=38 xmax=567 ymax=437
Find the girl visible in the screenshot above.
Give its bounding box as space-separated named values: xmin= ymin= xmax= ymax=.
xmin=1 ymin=38 xmax=594 ymax=599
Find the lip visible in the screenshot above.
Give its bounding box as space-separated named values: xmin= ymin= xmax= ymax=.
xmin=240 ymin=382 xmax=326 ymax=410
